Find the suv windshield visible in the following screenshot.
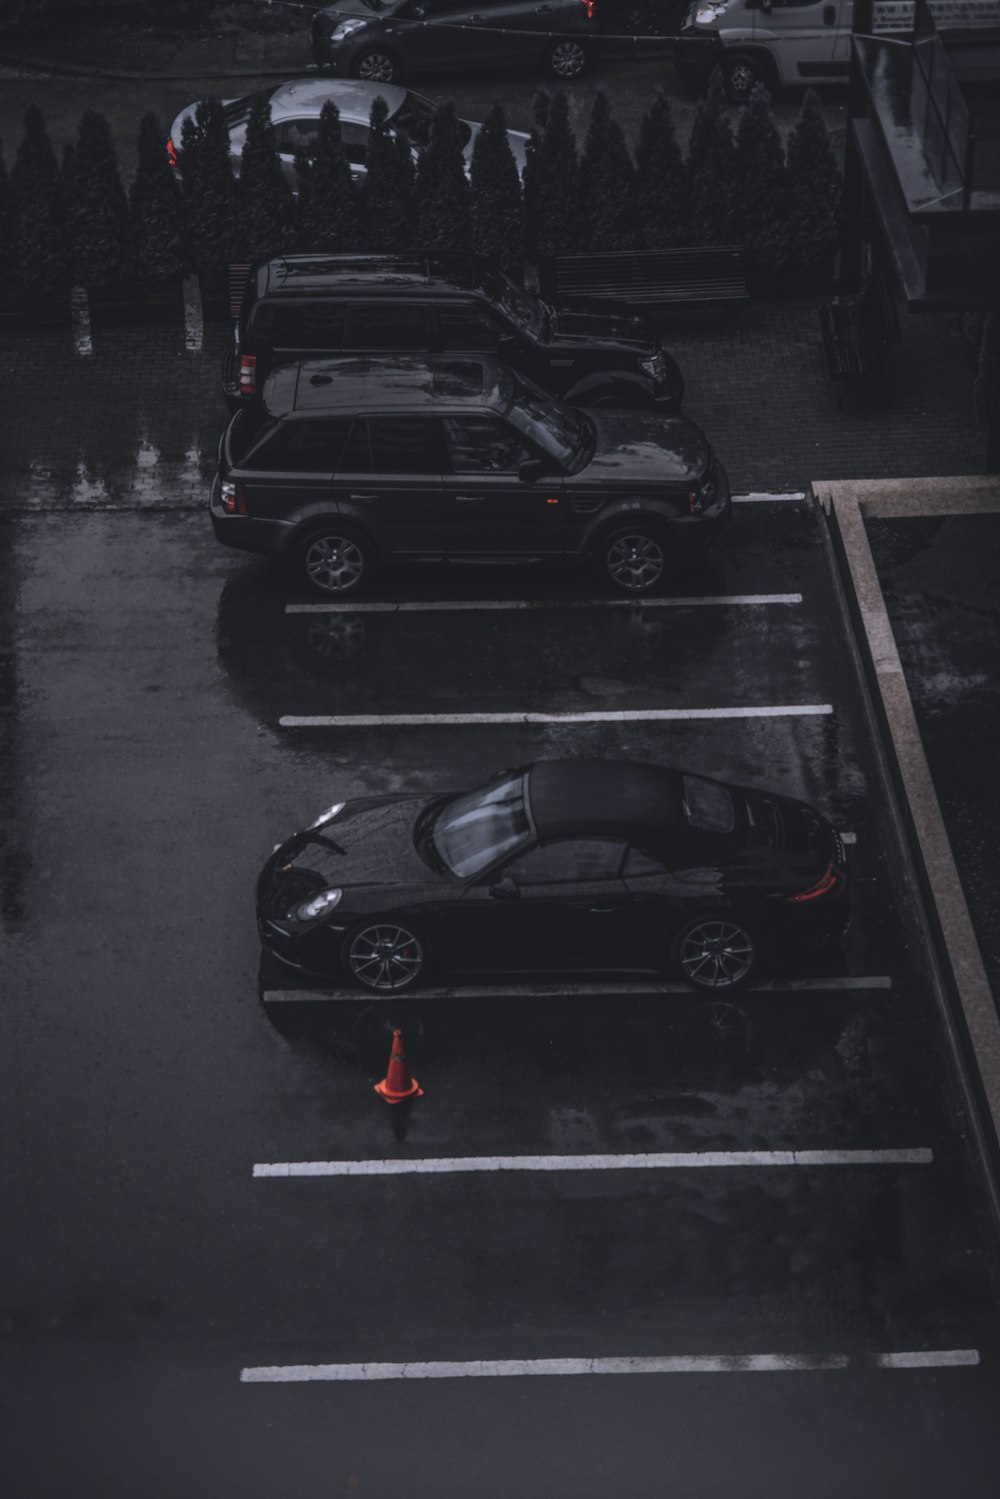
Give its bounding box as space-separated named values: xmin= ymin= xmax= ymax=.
xmin=429 ymin=774 xmax=531 ymax=878
xmin=505 ymin=375 xmax=593 ymax=472
xmin=482 ymin=267 xmax=546 ymax=340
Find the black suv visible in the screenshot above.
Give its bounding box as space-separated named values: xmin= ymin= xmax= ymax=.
xmin=210 ymin=354 xmax=728 ymax=597
xmin=224 ymin=253 xmax=684 ymax=415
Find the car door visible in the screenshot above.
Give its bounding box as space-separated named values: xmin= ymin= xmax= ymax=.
xmin=238 ymin=415 xmax=351 ymax=522
xmin=451 ymin=837 xmax=632 ymax=972
xmin=442 ymin=414 xmax=568 ymax=556
xmin=752 ymin=0 xmax=841 ymax=83
xmin=433 ymin=304 xmax=544 ymax=387
xmin=343 ymin=302 xmax=432 ymax=357
xmin=332 ymin=414 xmax=447 ymax=555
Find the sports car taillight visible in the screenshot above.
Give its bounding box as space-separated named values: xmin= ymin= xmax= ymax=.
xmin=238 ymin=353 xmax=257 ymax=397
xmin=788 ymin=862 xmax=837 ymax=903
xmin=220 ymin=479 xmax=247 ymax=516
xmin=166 ymin=138 xmax=178 ymax=168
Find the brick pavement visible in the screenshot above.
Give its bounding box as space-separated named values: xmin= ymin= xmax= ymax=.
xmin=0 ymin=297 xmax=985 ymax=514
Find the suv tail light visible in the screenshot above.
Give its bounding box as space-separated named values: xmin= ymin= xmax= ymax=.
xmin=220 ymin=479 xmax=248 ymax=516
xmin=238 ymin=353 xmax=257 ymax=397
xmin=577 ymin=0 xmax=594 ymax=15
xmin=788 ymin=862 xmax=837 ymax=903
xmin=166 ymin=138 xmax=178 ymax=168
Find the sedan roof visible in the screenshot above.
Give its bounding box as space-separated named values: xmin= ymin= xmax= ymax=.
xmin=527 ymin=760 xmax=684 ymax=842
xmin=268 ymin=78 xmax=408 ymax=123
xmin=263 ymin=355 xmax=508 ymax=416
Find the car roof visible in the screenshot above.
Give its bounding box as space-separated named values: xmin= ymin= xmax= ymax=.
xmin=263 ymin=355 xmax=508 ymax=416
xmin=526 ymin=760 xmax=685 ymax=842
xmin=268 ymin=78 xmax=408 ymax=123
xmin=259 ymin=252 xmax=486 ymax=299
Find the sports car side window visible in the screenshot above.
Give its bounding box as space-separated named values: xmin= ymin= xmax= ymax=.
xmin=277 ymin=119 xmax=319 ymax=154
xmin=505 ymin=839 xmax=626 ymax=885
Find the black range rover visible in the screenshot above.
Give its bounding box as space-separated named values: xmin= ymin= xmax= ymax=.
xmin=224 ymin=252 xmax=684 ymax=414
xmin=210 ymin=353 xmax=728 ymax=597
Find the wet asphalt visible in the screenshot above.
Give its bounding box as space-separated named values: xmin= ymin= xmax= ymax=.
xmin=2 ymin=482 xmax=1000 ymax=1495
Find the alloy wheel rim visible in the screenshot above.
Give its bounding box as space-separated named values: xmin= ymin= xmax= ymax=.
xmin=551 ymin=42 xmax=585 ymax=77
xmin=358 ymin=53 xmax=395 ymax=82
xmin=349 ymin=924 xmax=423 ymax=992
xmin=606 ymin=534 xmax=664 ymax=592
xmin=678 ymin=920 xmax=754 ymax=989
xmin=729 ymin=64 xmax=754 ymax=96
xmin=304 ymin=535 xmax=365 ymax=594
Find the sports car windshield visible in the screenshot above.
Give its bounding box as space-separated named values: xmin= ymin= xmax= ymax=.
xmin=430 ymin=774 xmax=531 ymax=878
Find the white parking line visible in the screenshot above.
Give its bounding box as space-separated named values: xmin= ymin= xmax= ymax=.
xmin=285 ymin=593 xmax=804 ymax=615
xmin=262 ymin=975 xmax=892 ymax=1003
xmin=732 ymin=492 xmax=808 ymax=504
xmin=279 ymin=704 xmax=835 ymax=728
xmin=241 ymin=1349 xmax=978 ymax=1382
xmin=253 ymin=1147 xmax=932 ymax=1179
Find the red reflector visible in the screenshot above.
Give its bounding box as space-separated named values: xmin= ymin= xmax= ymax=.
xmin=166 ymin=138 xmax=178 ymax=168
xmin=546 ymin=496 xmax=559 ymax=504
xmin=577 ymin=0 xmax=594 ymax=16
xmin=238 ymin=354 xmax=257 ymax=396
xmin=235 ymin=480 xmax=247 ymax=516
xmin=788 ymin=863 xmax=837 ymax=903
xmin=689 ymin=490 xmax=699 ymax=515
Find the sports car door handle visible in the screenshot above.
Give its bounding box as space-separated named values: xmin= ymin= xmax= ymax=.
xmin=348 ymin=492 xmax=378 ymax=501
xmin=588 ymin=906 xmax=615 ymax=913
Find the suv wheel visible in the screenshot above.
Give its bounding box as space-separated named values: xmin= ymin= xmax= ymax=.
xmin=352 ymin=49 xmax=401 ymax=84
xmin=599 ymin=524 xmax=669 ymax=596
xmin=297 ymin=524 xmax=374 ymax=597
xmin=723 ymin=53 xmax=770 ymax=103
xmin=546 ymin=38 xmax=586 ymax=79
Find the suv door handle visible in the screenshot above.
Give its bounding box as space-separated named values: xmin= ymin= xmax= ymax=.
xmin=454 ymin=494 xmax=484 ymax=503
xmin=823 ymin=3 xmax=836 ymax=19
xmin=348 ymin=492 xmax=378 ymax=501
xmin=588 ymin=906 xmax=615 ymax=913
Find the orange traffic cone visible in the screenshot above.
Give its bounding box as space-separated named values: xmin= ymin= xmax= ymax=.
xmin=374 ymin=1028 xmax=423 ymax=1104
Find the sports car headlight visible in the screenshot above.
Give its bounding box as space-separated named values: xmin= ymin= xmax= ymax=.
xmin=306 ymin=801 xmax=345 ymax=831
xmin=297 ymin=888 xmax=343 ymax=920
xmin=330 ymin=18 xmax=367 ymax=41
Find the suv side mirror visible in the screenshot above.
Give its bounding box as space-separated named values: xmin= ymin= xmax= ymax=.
xmin=519 ymin=458 xmax=544 ymax=483
xmin=489 ymin=876 xmax=519 ymax=900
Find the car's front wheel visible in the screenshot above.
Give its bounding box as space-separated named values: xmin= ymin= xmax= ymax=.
xmin=671 ymin=913 xmax=759 ymax=991
xmin=351 ymin=49 xmax=402 ymax=84
xmin=546 ymin=38 xmax=587 ymax=79
xmin=296 ymin=524 xmax=375 ymax=597
xmin=598 ymin=523 xmax=670 ymax=596
xmin=344 ymin=921 xmax=428 ymax=993
xmin=723 ymin=53 xmax=771 ymax=103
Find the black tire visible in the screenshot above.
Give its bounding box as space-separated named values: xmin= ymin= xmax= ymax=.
xmin=670 ymin=912 xmax=760 ymax=992
xmin=546 ymin=37 xmax=587 ymax=79
xmin=597 ymin=522 xmax=671 ymax=596
xmin=295 ymin=523 xmax=375 ymax=598
xmin=723 ymin=53 xmax=772 ymax=104
xmin=351 ymin=49 xmax=402 ymax=84
xmin=342 ymin=920 xmax=429 ymax=994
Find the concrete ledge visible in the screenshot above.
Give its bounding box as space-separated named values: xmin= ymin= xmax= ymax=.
xmin=815 ymin=475 xmax=1000 ymax=1219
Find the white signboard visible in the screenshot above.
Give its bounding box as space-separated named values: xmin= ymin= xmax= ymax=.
xmin=872 ymin=0 xmax=1000 ymax=31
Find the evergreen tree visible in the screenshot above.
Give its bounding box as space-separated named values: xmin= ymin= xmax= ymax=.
xmin=786 ymin=88 xmax=842 ymax=270
xmin=635 ymin=89 xmax=690 ymax=250
xmin=362 ymin=94 xmax=413 ymax=252
xmin=414 ymin=100 xmax=472 ymax=252
xmin=528 ymin=89 xmax=582 ymax=264
xmin=237 ymin=91 xmax=295 ymax=263
xmin=180 ymin=97 xmax=240 ymax=272
xmin=521 ymin=88 xmax=550 ymax=263
xmin=579 ymin=89 xmax=636 ymax=253
xmin=0 ymin=137 xmax=13 ymax=279
xmin=470 ymin=101 xmax=524 ymax=277
xmin=298 ymin=100 xmax=361 ymax=252
xmin=129 ymin=112 xmax=185 ymax=281
xmin=686 ymin=68 xmax=737 ymax=247
xmin=733 ymin=86 xmax=788 ymax=272
xmin=64 ymin=109 xmax=131 ymax=286
xmin=10 ymin=105 xmax=68 ymax=293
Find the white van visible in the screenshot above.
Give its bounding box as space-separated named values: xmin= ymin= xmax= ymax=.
xmin=674 ymin=0 xmax=1000 ymax=101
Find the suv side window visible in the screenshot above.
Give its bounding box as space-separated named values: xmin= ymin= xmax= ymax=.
xmin=444 ymin=416 xmax=528 ymax=474
xmin=249 ymin=417 xmax=350 ymax=473
xmin=271 ymin=304 xmax=347 ymax=353
xmin=345 ymin=304 xmax=430 ymax=352
xmin=437 ymin=306 xmax=504 ymax=354
xmin=342 ymin=417 xmax=444 ymax=475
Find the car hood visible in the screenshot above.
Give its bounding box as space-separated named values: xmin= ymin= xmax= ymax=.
xmin=271 ymin=793 xmax=442 ymax=893
xmin=582 ymin=413 xmax=711 ymax=484
xmin=546 ymin=300 xmax=659 ymax=356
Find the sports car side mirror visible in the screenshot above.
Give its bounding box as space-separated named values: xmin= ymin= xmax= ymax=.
xmin=489 ymin=877 xmax=519 ymax=900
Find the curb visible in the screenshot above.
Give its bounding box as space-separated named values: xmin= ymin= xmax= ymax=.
xmin=0 ymin=50 xmax=312 ymax=81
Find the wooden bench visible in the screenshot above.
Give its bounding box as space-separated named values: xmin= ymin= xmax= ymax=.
xmin=820 ymin=266 xmax=901 ymax=405
xmin=541 ymin=247 xmax=750 ymax=311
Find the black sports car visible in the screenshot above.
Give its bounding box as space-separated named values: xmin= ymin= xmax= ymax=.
xmin=256 ymin=759 xmax=849 ymax=992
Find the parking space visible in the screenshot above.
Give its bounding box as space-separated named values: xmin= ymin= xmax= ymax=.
xmin=4 ymin=499 xmax=1000 ymax=1496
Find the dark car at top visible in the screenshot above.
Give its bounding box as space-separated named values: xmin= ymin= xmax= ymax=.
xmin=224 ymin=252 xmax=684 ymax=415
xmin=209 ymin=353 xmax=728 ymax=596
xmin=257 ymin=758 xmax=850 ymax=993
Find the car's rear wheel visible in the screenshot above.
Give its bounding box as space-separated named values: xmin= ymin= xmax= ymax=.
xmin=344 ymin=921 xmax=428 ymax=993
xmin=351 ymin=49 xmax=402 ymax=84
xmin=598 ymin=523 xmax=670 ymax=595
xmin=296 ymin=524 xmax=374 ymax=597
xmin=671 ymin=914 xmax=759 ymax=991
xmin=546 ymin=38 xmax=587 ymax=79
